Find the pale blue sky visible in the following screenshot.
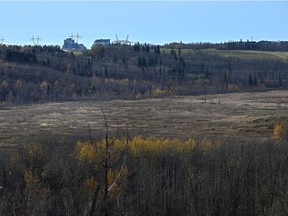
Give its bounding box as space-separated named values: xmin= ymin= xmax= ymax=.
xmin=0 ymin=1 xmax=287 ymax=47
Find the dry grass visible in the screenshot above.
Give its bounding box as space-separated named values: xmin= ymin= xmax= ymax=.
xmin=0 ymin=90 xmax=287 ymax=149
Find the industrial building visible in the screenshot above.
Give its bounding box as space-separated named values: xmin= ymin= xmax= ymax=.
xmin=62 ymin=38 xmax=86 ymax=50
xmin=93 ymin=39 xmax=111 ymax=47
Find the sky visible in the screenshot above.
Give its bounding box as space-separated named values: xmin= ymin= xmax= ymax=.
xmin=0 ymin=1 xmax=287 ymax=48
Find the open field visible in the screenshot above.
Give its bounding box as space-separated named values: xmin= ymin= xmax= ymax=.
xmin=206 ymin=49 xmax=288 ymax=60
xmin=167 ymin=48 xmax=288 ymax=60
xmin=0 ymin=90 xmax=287 ymax=149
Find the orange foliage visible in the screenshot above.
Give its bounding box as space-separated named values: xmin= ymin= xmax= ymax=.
xmin=75 ymin=138 xmax=127 ymax=164
xmin=83 ymin=177 xmax=97 ymax=191
xmin=75 ymin=138 xmax=129 ymax=199
xmin=200 ymin=139 xmax=213 ymax=154
xmin=75 ymin=141 xmax=98 ymax=163
xmin=75 ymin=136 xmax=216 ymax=199
xmin=24 ymin=170 xmax=39 ymax=186
xmin=24 ymin=143 xmax=44 ymax=170
xmin=75 ymin=136 xmax=214 ymax=158
xmin=128 ymin=136 xmax=197 ymax=155
xmin=153 ymin=87 xmax=166 ymax=96
xmin=274 ymin=120 xmax=288 ymax=142
xmin=228 ymin=84 xmax=240 ymax=91
xmin=40 ymin=81 xmax=48 ymax=90
xmin=107 ymin=166 xmax=128 ymax=198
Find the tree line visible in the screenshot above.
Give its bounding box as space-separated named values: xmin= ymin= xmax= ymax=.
xmin=164 ymin=40 xmax=288 ymax=51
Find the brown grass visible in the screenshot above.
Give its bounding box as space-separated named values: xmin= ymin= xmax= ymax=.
xmin=0 ymin=90 xmax=287 ymax=149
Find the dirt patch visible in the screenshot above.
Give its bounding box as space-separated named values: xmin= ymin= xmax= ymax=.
xmin=0 ymin=90 xmax=287 ymax=148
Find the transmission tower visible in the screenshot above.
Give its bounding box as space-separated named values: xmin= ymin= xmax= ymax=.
xmin=69 ymin=33 xmax=75 ymax=39
xmin=0 ymin=37 xmax=5 ymax=45
xmin=69 ymin=33 xmax=81 ymax=43
xmin=31 ymin=36 xmax=41 ymax=45
xmin=112 ymin=34 xmax=132 ymax=45
xmin=75 ymin=33 xmax=82 ymax=43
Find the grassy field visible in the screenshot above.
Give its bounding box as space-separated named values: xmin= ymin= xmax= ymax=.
xmin=0 ymin=90 xmax=287 ymax=150
xmin=162 ymin=47 xmax=288 ymax=60
xmin=204 ymin=49 xmax=288 ymax=60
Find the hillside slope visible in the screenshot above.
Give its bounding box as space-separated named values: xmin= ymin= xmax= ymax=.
xmin=1 ymin=44 xmax=288 ymax=104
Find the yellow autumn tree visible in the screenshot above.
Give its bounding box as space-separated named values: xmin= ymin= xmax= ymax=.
xmin=75 ymin=136 xmax=128 ymax=215
xmin=128 ymin=135 xmax=197 ymax=155
xmin=274 ymin=119 xmax=288 ymax=142
xmin=75 ymin=140 xmax=98 ymax=163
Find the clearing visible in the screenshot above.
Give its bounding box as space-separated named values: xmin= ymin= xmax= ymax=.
xmin=0 ymin=90 xmax=287 ymax=149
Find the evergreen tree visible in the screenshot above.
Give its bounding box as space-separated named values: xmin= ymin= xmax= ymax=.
xmin=253 ymin=74 xmax=258 ymax=87
xmin=157 ymin=45 xmax=160 ymax=54
xmin=279 ymin=76 xmax=282 ymax=87
xmin=248 ymin=74 xmax=254 ymax=86
xmin=145 ymin=43 xmax=150 ymax=53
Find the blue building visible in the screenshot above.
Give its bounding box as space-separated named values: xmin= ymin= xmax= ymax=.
xmin=93 ymin=39 xmax=110 ymax=47
xmin=62 ymin=38 xmax=86 ymax=50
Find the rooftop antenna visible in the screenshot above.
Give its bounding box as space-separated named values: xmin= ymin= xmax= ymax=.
xmin=31 ymin=35 xmax=41 ymax=45
xmin=0 ymin=37 xmax=5 ymax=45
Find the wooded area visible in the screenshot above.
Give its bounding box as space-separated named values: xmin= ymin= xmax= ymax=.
xmin=1 ymin=42 xmax=288 ymax=104
xmin=0 ymin=119 xmax=288 ymax=216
